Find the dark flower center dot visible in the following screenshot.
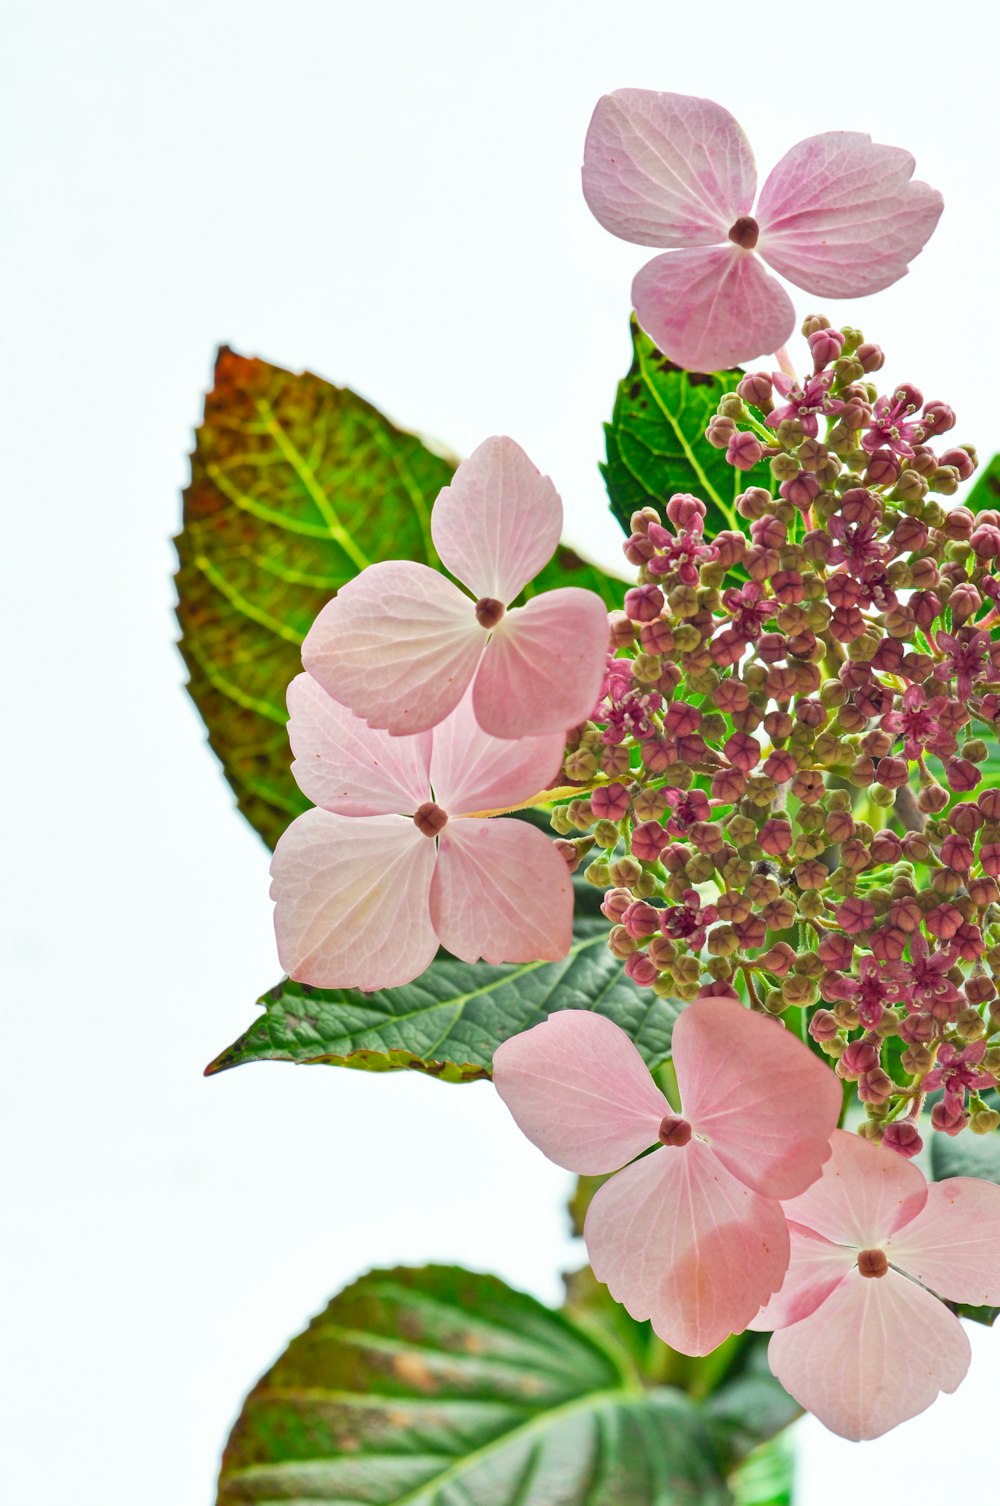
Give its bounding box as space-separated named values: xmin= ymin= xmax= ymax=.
xmin=475 ymin=597 xmax=506 ymax=629
xmin=413 ymin=801 xmax=448 ymax=837
xmin=658 ymin=1115 xmax=693 ymax=1148
xmin=728 ymin=216 xmax=759 ymax=250
xmin=857 ymin=1248 xmax=889 ymax=1279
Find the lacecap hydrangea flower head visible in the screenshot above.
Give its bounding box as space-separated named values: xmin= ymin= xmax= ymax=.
xmin=261 ymin=81 xmax=1000 ymax=1450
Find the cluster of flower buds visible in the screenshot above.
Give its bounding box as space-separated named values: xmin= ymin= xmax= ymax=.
xmin=552 ymin=317 xmax=1000 ymax=1155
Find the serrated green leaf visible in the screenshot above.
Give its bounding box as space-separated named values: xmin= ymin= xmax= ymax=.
xmin=602 ymin=319 xmax=773 ymax=537
xmin=216 ymin=1264 xmax=733 ymax=1506
xmin=205 ymin=918 xmax=680 ymax=1082
xmin=965 ymin=451 xmax=1000 ymax=514
xmin=176 ymin=349 xmax=624 ymax=850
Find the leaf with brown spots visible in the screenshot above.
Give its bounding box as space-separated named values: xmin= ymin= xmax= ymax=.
xmin=176 ymin=350 xmax=625 ymax=850
xmin=216 ymin=1264 xmax=734 ymax=1505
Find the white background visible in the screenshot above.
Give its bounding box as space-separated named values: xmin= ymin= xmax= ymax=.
xmin=3 ymin=2 xmax=998 ymax=1501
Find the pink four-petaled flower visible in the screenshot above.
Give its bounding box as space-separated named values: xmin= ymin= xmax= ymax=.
xmin=270 ymin=677 xmax=573 ymax=990
xmin=301 ymin=436 xmax=609 ymax=739
xmin=493 ymin=1000 xmax=841 ymax=1354
xmin=752 ymin=1130 xmax=1000 ymax=1440
xmin=582 ymin=90 xmax=942 ymax=372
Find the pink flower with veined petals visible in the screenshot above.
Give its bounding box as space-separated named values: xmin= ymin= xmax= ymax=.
xmin=582 ymin=90 xmax=942 ymax=372
xmin=270 ymin=676 xmax=572 ymax=990
xmin=923 ymin=1041 xmax=997 ymax=1113
xmin=752 ymin=1130 xmax=1000 ymax=1440
xmin=766 ymin=371 xmax=845 ymax=438
xmin=302 ymin=436 xmax=609 ymax=740
xmin=493 ymin=1000 xmax=842 ymax=1355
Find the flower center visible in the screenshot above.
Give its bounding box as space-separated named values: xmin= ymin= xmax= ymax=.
xmin=857 ymin=1248 xmax=888 ymax=1279
xmin=413 ymin=801 xmax=448 ymax=837
xmin=475 ymin=596 xmax=506 ymax=629
xmin=658 ymin=1114 xmax=692 ymax=1148
xmin=728 ymin=215 xmax=759 ymax=250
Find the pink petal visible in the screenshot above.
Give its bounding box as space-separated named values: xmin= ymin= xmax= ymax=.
xmin=302 ymin=561 xmax=485 ymax=736
xmin=472 ymin=588 xmax=609 ymax=740
xmin=585 ymin=1140 xmax=790 ymax=1356
xmin=286 ymin=673 xmax=432 ymax=815
xmin=427 ymin=689 xmax=564 ymax=815
xmin=582 ymin=89 xmax=756 ymax=248
xmin=767 ymin=1269 xmax=970 ymax=1441
xmin=779 ymin=1129 xmax=927 ymax=1248
xmin=492 ymin=1010 xmax=669 ymax=1176
xmin=632 ymin=247 xmax=795 ymax=373
xmin=269 ymin=808 xmax=438 ymax=990
xmin=430 ymin=437 xmax=563 ymax=603
xmin=431 ymin=817 xmax=573 ymax=969
xmin=749 ymin=1221 xmax=854 ymax=1332
xmin=672 ymin=997 xmax=841 ymax=1199
xmin=886 ymin=1177 xmax=1000 ymax=1307
xmin=756 ymin=132 xmax=943 ymax=298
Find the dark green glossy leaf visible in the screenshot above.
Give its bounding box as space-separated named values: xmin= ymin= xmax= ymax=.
xmin=602 ymin=319 xmax=773 ymax=537
xmin=205 ymin=918 xmax=681 ymax=1082
xmin=176 ymin=349 xmax=623 ymax=850
xmin=216 ymin=1264 xmax=733 ymax=1506
xmin=965 ymin=451 xmax=1000 ymax=514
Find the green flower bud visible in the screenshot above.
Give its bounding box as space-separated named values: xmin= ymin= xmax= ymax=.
xmin=584 ymin=859 xmax=610 ymax=886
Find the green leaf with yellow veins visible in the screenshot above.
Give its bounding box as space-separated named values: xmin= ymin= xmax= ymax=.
xmin=215 ymin=1264 xmax=733 ymax=1506
xmin=603 ymin=317 xmax=774 ymax=538
xmin=176 ymin=349 xmax=624 ymax=850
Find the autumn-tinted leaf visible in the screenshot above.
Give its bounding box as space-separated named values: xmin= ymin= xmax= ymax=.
xmin=176 ymin=350 xmax=624 ymax=850
xmin=216 ymin=1264 xmax=733 ymax=1506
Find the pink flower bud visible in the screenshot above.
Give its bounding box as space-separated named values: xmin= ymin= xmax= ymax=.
xmin=818 ymin=933 xmax=854 ymax=970
xmin=724 ymin=731 xmax=761 ymax=772
xmin=864 ymin=448 xmax=900 ymax=487
xmin=856 ymin=342 xmax=885 ymax=373
xmin=727 ymin=431 xmax=764 ymax=471
xmin=839 ymin=1040 xmax=879 ymax=1079
xmin=946 ymin=758 xmax=981 ymax=793
xmin=666 ymin=493 xmax=707 ymax=529
xmin=882 ymin=1122 xmax=923 ymax=1159
xmin=631 ymin=821 xmax=669 ymax=863
xmin=737 ymin=372 xmax=773 ymax=408
xmin=624 ymin=951 xmax=658 ymax=987
xmin=858 ymin=1068 xmax=894 ymax=1105
xmin=601 ymin=887 xmax=633 ymax=922
xmin=940 ymin=447 xmax=976 ymax=481
xmin=931 ymin=1100 xmax=969 ymax=1136
xmin=779 ymin=473 xmax=821 ymax=511
xmin=920 ymin=400 xmax=956 ymax=437
xmin=837 ymin=897 xmax=875 ymax=935
xmin=809 ymin=328 xmax=845 ymax=370
xmin=592 ymin=784 xmax=630 ymax=821
xmin=809 ymin=1009 xmax=840 ymax=1043
xmin=624 ymin=584 xmax=665 ymax=622
xmin=622 ymin=901 xmax=661 ymax=939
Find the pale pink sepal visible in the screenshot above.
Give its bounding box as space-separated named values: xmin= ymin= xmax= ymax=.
xmin=582 ymin=90 xmax=756 ymax=248
xmin=473 ymin=588 xmax=609 ymax=739
xmin=492 ymin=1010 xmax=669 ymax=1176
xmin=431 ymin=818 xmax=573 ymax=969
xmin=632 ymin=248 xmax=795 ymax=374
xmin=269 ymin=808 xmax=439 ymax=991
xmin=748 ymin=1222 xmax=853 ymax=1332
xmin=767 ymin=1269 xmax=970 ymax=1441
xmin=302 ymin=560 xmax=486 ymax=736
xmin=286 ymin=673 xmax=432 ymax=815
xmin=886 ymin=1177 xmax=1000 ymax=1307
xmin=585 ymin=1139 xmax=790 ymax=1356
xmin=427 ymin=689 xmax=564 ymax=815
xmin=674 ymin=998 xmax=841 ymax=1198
xmin=778 ymin=1129 xmax=927 ymax=1248
xmin=430 ymin=437 xmax=563 ymax=603
xmin=757 ymin=132 xmax=944 ymax=298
